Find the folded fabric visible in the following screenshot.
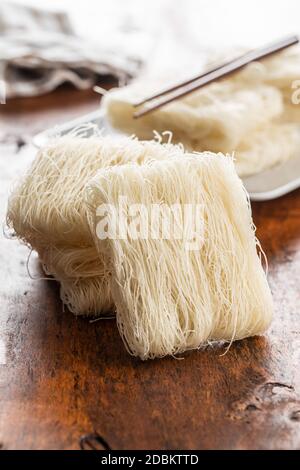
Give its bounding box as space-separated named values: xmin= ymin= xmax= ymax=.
xmin=0 ymin=2 xmax=142 ymax=98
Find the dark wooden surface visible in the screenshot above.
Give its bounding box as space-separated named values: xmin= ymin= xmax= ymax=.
xmin=0 ymin=85 xmax=300 ymax=450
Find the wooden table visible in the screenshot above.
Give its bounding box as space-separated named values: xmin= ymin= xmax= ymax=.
xmin=0 ymin=85 xmax=300 ymax=450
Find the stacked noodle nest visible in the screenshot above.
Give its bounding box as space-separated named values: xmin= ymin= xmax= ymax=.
xmin=7 ymin=133 xmax=273 ymax=359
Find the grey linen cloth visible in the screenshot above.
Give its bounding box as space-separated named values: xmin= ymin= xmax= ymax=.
xmin=0 ymin=2 xmax=142 ymax=98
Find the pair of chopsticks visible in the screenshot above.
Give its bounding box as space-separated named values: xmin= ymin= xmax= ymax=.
xmin=133 ymin=35 xmax=299 ymax=119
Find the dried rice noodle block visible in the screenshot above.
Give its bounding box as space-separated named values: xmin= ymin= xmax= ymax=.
xmin=40 ymin=245 xmax=113 ymax=315
xmin=235 ymin=123 xmax=300 ymax=177
xmin=239 ymin=45 xmax=300 ymax=93
xmin=88 ymin=153 xmax=273 ymax=359
xmin=59 ymin=276 xmax=113 ymax=316
xmin=104 ymin=46 xmax=300 ymax=178
xmin=7 ymin=134 xmax=181 ymax=315
xmin=279 ymin=97 xmax=300 ymax=123
xmin=104 ymin=80 xmax=282 ymax=154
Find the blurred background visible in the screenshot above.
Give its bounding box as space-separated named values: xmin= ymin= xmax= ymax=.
xmin=1 ymin=0 xmax=300 ymax=102
xmin=1 ymin=0 xmax=300 ymax=451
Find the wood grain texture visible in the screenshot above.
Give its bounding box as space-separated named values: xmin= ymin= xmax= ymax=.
xmin=0 ymin=85 xmax=300 ymax=450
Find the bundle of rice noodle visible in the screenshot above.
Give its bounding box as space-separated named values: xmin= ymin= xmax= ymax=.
xmin=88 ymin=153 xmax=273 ymax=359
xmin=238 ymin=44 xmax=300 ymax=92
xmin=104 ymin=45 xmax=300 ymax=177
xmin=235 ymin=123 xmax=300 ymax=176
xmin=7 ymin=133 xmax=183 ymax=315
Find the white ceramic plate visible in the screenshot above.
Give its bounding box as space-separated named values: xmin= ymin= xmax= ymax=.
xmin=33 ymin=108 xmax=300 ymax=201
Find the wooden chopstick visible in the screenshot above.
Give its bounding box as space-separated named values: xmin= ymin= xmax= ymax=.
xmin=133 ymin=35 xmax=299 ymax=119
